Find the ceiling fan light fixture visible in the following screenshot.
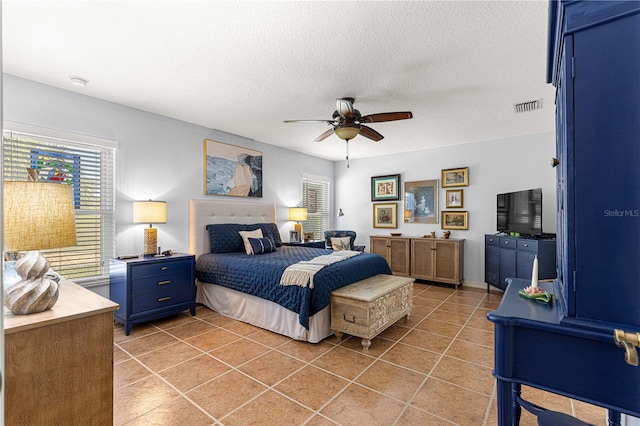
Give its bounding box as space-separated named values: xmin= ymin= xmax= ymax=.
xmin=334 ymin=126 xmax=360 ymax=140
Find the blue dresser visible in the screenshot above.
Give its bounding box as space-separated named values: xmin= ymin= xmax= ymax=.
xmin=488 ymin=1 xmax=640 ymax=424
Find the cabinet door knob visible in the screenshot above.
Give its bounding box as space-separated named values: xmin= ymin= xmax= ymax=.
xmin=551 ymin=157 xmax=560 ymax=167
xmin=523 ymin=244 xmax=528 ymax=247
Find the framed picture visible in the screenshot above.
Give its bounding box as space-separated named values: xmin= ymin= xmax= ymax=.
xmin=404 ymin=180 xmax=438 ymax=224
xmin=373 ymin=203 xmax=397 ymax=228
xmin=441 ymin=167 xmax=469 ymax=188
xmin=445 ymin=189 xmax=464 ymax=208
xmin=442 ymin=211 xmax=469 ymax=230
xmin=371 ymin=174 xmax=401 ymax=201
xmin=303 ymin=231 xmax=314 ymax=242
xmin=203 ymin=139 xmax=263 ymax=197
xmin=289 ymin=230 xmax=301 ymax=243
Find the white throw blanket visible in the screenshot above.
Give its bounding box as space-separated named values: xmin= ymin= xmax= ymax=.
xmin=280 ymin=250 xmax=361 ymax=289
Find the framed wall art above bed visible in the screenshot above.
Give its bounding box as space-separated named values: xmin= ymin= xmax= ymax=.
xmin=203 ymin=139 xmax=263 ymax=197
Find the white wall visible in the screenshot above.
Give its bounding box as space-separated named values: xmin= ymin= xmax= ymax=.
xmin=3 ymin=75 xmax=334 ymax=296
xmin=3 ymin=74 xmax=557 ymax=290
xmin=333 ymin=132 xmax=557 ymax=286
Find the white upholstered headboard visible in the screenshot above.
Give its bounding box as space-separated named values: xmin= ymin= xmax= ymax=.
xmin=188 ymin=199 xmax=277 ymax=257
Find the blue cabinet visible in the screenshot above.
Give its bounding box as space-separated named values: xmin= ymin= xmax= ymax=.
xmin=484 ymin=235 xmax=556 ymax=291
xmin=488 ymin=3 xmax=640 ymax=424
xmin=551 ymin=0 xmax=640 ymax=327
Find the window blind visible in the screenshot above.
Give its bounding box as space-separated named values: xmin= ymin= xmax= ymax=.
xmin=3 ymin=128 xmax=116 ymax=288
xmin=301 ymin=176 xmax=330 ymax=239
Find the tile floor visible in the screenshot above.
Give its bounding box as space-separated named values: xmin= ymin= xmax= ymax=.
xmin=113 ymin=283 xmax=608 ymax=425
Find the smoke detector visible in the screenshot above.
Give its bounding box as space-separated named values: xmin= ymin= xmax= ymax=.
xmin=514 ymin=99 xmax=542 ymax=113
xmin=68 ymin=75 xmax=89 ymax=88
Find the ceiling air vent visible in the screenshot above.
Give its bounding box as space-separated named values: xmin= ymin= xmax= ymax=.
xmin=514 ymin=99 xmax=543 ymax=113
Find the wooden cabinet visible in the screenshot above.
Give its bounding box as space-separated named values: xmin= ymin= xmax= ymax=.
xmin=110 ymin=253 xmax=196 ymax=335
xmin=411 ymin=238 xmax=464 ymax=287
xmin=484 ymin=234 xmax=556 ymax=291
xmin=4 ymin=280 xmax=118 ymax=424
xmin=370 ymin=235 xmax=464 ymax=287
xmin=370 ymin=236 xmax=410 ymax=276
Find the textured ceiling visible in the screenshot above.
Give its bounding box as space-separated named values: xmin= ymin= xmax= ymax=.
xmin=2 ymin=1 xmax=556 ymax=162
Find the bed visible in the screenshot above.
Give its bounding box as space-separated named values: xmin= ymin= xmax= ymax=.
xmin=188 ymin=199 xmax=392 ymax=342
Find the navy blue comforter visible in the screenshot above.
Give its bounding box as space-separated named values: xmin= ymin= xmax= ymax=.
xmin=196 ymin=246 xmax=392 ymax=329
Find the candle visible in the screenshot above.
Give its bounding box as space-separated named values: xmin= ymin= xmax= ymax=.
xmin=531 ymin=255 xmax=539 ymax=289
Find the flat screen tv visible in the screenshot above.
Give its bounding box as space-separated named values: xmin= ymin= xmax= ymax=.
xmin=497 ymin=188 xmax=542 ymax=237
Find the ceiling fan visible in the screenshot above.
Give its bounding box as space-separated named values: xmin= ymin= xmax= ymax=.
xmin=284 ymin=97 xmax=412 ymax=166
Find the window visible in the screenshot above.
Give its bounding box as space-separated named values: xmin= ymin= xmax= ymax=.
xmin=301 ymin=175 xmax=330 ymax=239
xmin=3 ymin=124 xmax=116 ymax=287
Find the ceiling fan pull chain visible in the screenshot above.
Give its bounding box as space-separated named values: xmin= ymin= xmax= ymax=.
xmin=346 ymin=139 xmax=350 ymax=168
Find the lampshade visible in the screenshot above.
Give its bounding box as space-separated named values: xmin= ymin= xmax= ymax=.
xmin=334 ymin=126 xmax=360 ymax=141
xmin=288 ymin=207 xmax=307 ymax=222
xmin=4 ymin=181 xmax=77 ymax=251
xmin=404 ymin=209 xmax=413 ymax=220
xmin=133 ymin=200 xmax=167 ymax=224
xmin=3 ymin=181 xmax=77 ymax=315
xmin=133 ymin=200 xmax=167 ymax=255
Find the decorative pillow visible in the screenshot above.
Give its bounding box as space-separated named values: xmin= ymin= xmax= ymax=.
xmin=207 ymin=223 xmax=248 ymax=253
xmin=331 ymin=236 xmax=352 ymax=251
xmin=239 ymin=229 xmax=264 ymax=254
xmin=255 ymin=223 xmax=283 ymax=247
xmin=247 ymin=237 xmax=277 ymax=255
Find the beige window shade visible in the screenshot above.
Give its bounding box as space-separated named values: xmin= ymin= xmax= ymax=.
xmin=301 ymin=176 xmax=330 ymax=239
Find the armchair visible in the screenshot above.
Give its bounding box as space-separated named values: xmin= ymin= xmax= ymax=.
xmin=324 ymin=230 xmax=365 ymax=252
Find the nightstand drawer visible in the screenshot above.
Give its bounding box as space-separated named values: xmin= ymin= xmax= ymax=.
xmin=131 ymin=273 xmax=189 ymax=295
xmin=130 ymin=259 xmax=192 ymax=280
xmin=131 ymin=286 xmax=192 ymax=314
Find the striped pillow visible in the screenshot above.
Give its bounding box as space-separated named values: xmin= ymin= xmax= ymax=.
xmin=247 ymin=237 xmax=277 ymax=255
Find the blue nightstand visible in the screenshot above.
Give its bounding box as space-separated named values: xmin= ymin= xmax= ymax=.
xmin=109 ymin=253 xmax=196 ymax=335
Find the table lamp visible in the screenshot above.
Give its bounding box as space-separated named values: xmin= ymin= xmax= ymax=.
xmin=133 ymin=200 xmax=167 ymax=255
xmin=3 ymin=181 xmax=77 ymax=315
xmin=288 ymin=207 xmax=307 ymax=233
xmin=404 ymin=209 xmax=413 ymax=222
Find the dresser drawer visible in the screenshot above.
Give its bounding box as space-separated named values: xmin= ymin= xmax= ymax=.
xmin=500 ymin=237 xmax=517 ymax=249
xmin=485 ymin=235 xmax=500 ymax=246
xmin=130 ymin=259 xmax=192 ymax=280
xmin=517 ymin=239 xmax=538 ymax=252
xmin=131 ymin=286 xmax=192 ymax=315
xmin=131 ymin=273 xmax=189 ymax=295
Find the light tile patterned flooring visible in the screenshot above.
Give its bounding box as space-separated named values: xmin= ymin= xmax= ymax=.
xmin=113 ymin=283 xmax=607 ymax=425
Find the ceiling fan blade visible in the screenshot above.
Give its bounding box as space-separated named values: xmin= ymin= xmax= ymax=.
xmin=314 ymin=128 xmax=335 ymax=142
xmin=360 ymin=125 xmax=384 ymax=142
xmin=359 ymin=111 xmax=413 ymax=123
xmin=336 ymin=98 xmax=355 ymax=119
xmin=283 ymin=119 xmax=335 ymax=124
